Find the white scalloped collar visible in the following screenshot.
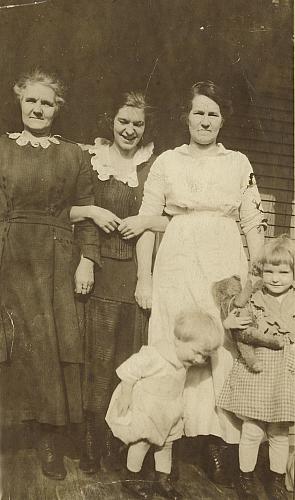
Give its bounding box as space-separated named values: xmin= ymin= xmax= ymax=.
xmin=85 ymin=138 xmax=154 ymax=187
xmin=8 ymin=130 xmax=60 ymax=149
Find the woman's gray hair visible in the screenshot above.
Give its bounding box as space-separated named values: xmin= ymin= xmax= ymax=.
xmin=13 ymin=69 xmax=66 ymax=108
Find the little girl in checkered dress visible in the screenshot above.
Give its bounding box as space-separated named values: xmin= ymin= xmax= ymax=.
xmin=218 ymin=235 xmax=295 ymax=500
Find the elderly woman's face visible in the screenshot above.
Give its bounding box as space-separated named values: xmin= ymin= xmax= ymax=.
xmin=20 ymin=83 xmax=58 ymax=135
xmin=188 ymin=94 xmax=223 ymax=146
xmin=113 ymin=105 xmax=145 ymax=153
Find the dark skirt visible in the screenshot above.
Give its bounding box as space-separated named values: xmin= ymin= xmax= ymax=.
xmin=82 ymin=296 xmax=149 ymax=417
xmin=0 ymin=222 xmax=83 ymax=426
xmin=0 ymin=321 xmax=83 ymax=426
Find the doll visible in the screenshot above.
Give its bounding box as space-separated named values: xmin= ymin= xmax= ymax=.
xmin=213 ymin=275 xmax=284 ymax=372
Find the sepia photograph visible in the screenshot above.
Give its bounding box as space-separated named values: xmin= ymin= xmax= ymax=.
xmin=0 ymin=0 xmax=293 ymax=498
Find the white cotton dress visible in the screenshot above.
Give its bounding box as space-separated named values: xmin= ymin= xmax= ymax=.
xmin=139 ymin=144 xmax=266 ymax=444
xmin=105 ymin=343 xmax=186 ymax=447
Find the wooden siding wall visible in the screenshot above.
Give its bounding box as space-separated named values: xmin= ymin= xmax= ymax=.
xmin=222 ymin=80 xmax=294 ymax=255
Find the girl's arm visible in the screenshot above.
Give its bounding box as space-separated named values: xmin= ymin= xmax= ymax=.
xmin=223 ymin=309 xmax=252 ymax=330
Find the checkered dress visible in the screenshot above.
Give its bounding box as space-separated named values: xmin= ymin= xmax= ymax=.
xmin=218 ymin=288 xmax=295 ymax=422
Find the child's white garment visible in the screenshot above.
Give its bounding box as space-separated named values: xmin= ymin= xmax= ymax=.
xmin=106 ymin=343 xmax=186 ymax=447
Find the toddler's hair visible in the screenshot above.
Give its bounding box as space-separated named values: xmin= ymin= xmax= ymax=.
xmin=252 ymin=234 xmax=295 ymax=276
xmin=174 ymin=306 xmax=223 ymax=353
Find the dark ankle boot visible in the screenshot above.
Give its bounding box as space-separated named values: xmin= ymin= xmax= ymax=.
xmin=38 ymin=425 xmax=66 ymax=480
xmin=153 ymin=472 xmax=182 ymax=500
xmin=79 ymin=412 xmax=99 ymax=475
xmin=122 ymin=470 xmax=152 ymax=499
xmin=235 ymin=470 xmax=259 ymax=500
xmin=265 ymin=471 xmax=288 ymax=500
xmin=101 ymin=428 xmax=123 ymax=472
xmin=206 ymin=437 xmax=234 ymax=487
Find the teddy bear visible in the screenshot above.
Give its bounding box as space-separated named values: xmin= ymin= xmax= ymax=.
xmin=212 ymin=275 xmax=284 ymax=372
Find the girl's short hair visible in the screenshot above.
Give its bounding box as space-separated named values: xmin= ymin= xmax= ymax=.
xmin=253 ymin=234 xmax=295 ymax=275
xmin=13 ymin=69 xmax=66 ymax=108
xmin=98 ymin=90 xmax=155 ymax=145
xmin=174 ymin=307 xmax=223 ymax=352
xmin=181 ymin=80 xmax=233 ymax=122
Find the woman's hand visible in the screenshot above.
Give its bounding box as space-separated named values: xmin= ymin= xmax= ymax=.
xmin=117 ymin=382 xmax=133 ymax=416
xmin=135 ymin=275 xmax=153 ymax=309
xmin=118 ymin=216 xmax=149 ymax=240
xmin=75 ymin=256 xmax=94 ymax=295
xmin=223 ymin=309 xmax=252 ymax=330
xmin=89 ymin=206 xmax=122 ymax=233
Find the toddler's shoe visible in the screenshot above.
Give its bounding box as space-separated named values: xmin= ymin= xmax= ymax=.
xmin=122 ymin=470 xmax=152 ymax=499
xmin=235 ymin=470 xmax=259 ymax=500
xmin=153 ymin=471 xmax=182 ymax=500
xmin=265 ymin=471 xmax=288 ymax=500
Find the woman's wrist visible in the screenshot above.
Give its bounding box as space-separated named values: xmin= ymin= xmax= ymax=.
xmin=85 ymin=205 xmax=98 ymax=220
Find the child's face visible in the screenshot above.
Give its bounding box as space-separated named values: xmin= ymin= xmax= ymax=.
xmin=175 ymin=338 xmax=214 ymax=368
xmin=262 ymin=263 xmax=293 ymax=297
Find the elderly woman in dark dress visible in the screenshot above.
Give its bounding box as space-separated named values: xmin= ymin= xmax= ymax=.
xmin=71 ymin=91 xmax=169 ymax=474
xmin=0 ymin=70 xmax=99 ymax=480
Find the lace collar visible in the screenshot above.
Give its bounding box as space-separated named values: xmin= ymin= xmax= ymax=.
xmin=8 ymin=130 xmax=60 ymax=149
xmin=85 ymin=138 xmax=154 ymax=187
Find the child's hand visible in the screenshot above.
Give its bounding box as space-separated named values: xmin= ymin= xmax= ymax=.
xmin=223 ymin=309 xmax=252 ymax=330
xmin=117 ymin=382 xmax=133 ymax=416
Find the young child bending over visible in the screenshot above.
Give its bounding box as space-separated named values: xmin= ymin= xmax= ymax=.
xmin=106 ymin=307 xmax=222 ymax=500
xmin=218 ymin=235 xmax=295 ymax=500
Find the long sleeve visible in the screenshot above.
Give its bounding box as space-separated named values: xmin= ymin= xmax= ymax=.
xmin=73 ymin=150 xmax=100 ymax=265
xmin=238 ymin=153 xmax=267 ymax=235
xmin=116 ymin=346 xmax=162 ymax=384
xmin=139 ymin=156 xmax=166 ymax=216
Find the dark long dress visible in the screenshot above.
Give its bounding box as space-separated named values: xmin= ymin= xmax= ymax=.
xmin=0 ymin=134 xmax=99 ymax=426
xmin=81 ymin=141 xmax=155 ymax=420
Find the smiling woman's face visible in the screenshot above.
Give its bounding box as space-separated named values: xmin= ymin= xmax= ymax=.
xmin=20 ymin=83 xmax=58 ymax=136
xmin=113 ymin=105 xmax=145 ymax=154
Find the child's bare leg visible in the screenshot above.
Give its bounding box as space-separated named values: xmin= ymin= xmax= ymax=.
xmin=154 ymin=442 xmax=172 ymax=474
xmin=127 ymin=441 xmax=151 ymax=472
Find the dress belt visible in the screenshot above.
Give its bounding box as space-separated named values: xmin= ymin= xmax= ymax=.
xmin=0 ymin=209 xmax=72 ymax=233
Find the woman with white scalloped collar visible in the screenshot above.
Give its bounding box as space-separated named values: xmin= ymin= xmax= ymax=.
xmin=72 ymin=91 xmax=169 ymax=474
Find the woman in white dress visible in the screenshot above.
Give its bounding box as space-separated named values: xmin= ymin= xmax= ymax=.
xmin=135 ymin=81 xmax=266 ymax=485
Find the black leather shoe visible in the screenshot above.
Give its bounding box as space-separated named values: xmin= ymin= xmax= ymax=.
xmin=235 ymin=471 xmax=259 ymax=500
xmin=39 ymin=433 xmax=67 ymax=480
xmin=153 ymin=472 xmax=182 ymax=500
xmin=122 ymin=471 xmax=152 ymax=499
xmin=265 ymin=472 xmax=288 ymax=500
xmin=79 ymin=417 xmax=99 ymax=475
xmin=206 ymin=441 xmax=234 ymax=487
xmin=100 ymin=430 xmax=123 ymax=472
